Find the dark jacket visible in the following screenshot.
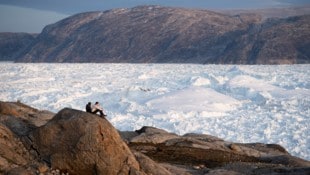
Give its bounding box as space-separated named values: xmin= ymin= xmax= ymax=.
xmin=86 ymin=103 xmax=92 ymax=113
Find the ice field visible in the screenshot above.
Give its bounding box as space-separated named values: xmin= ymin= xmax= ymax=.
xmin=0 ymin=63 xmax=309 ymax=160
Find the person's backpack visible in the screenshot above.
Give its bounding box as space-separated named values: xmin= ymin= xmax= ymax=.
xmin=86 ymin=103 xmax=92 ymax=113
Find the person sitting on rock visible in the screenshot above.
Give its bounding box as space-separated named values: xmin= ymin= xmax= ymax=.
xmin=86 ymin=102 xmax=92 ymax=113
xmin=91 ymin=101 xmax=106 ymax=117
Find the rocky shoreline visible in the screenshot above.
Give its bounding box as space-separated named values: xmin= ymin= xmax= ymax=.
xmin=0 ymin=101 xmax=309 ymax=174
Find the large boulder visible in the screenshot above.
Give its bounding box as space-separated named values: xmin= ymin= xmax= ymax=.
xmin=28 ymin=108 xmax=142 ymax=175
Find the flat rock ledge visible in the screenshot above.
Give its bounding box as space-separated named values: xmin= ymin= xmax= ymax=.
xmin=0 ymin=101 xmax=309 ymax=175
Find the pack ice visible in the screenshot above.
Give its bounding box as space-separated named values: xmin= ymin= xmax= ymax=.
xmin=0 ymin=63 xmax=309 ymax=160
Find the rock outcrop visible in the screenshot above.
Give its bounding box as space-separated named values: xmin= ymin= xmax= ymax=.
xmin=28 ymin=108 xmax=141 ymax=175
xmin=125 ymin=126 xmax=310 ymax=174
xmin=0 ymin=32 xmax=36 ymax=61
xmin=14 ymin=5 xmax=310 ymax=64
xmin=0 ymin=101 xmax=310 ymax=174
xmin=0 ymin=101 xmax=53 ymax=174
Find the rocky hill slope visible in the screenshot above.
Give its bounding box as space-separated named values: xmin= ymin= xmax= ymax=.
xmin=14 ymin=5 xmax=310 ymax=64
xmin=0 ymin=33 xmax=36 ymax=61
xmin=1 ymin=101 xmax=310 ymax=174
xmin=221 ymin=5 xmax=310 ymax=19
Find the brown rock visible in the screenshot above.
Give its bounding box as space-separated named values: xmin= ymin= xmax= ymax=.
xmin=134 ymin=151 xmax=172 ymax=175
xmin=229 ymin=144 xmax=242 ymax=152
xmin=207 ymin=169 xmax=241 ymax=175
xmin=0 ymin=124 xmax=36 ymax=173
xmin=29 ymin=108 xmax=142 ymax=175
xmin=0 ymin=101 xmax=54 ymax=130
xmin=6 ymin=167 xmax=36 ymax=175
xmin=37 ymin=164 xmax=49 ymax=173
xmin=131 ymin=126 xmax=179 ymax=144
xmin=159 ymin=163 xmax=200 ymax=175
xmin=129 ymin=126 xmax=310 ymax=174
xmin=118 ymin=131 xmax=139 ymax=143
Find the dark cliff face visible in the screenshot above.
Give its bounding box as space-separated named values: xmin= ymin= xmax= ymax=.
xmin=15 ymin=6 xmax=310 ymax=64
xmin=0 ymin=33 xmax=37 ymax=61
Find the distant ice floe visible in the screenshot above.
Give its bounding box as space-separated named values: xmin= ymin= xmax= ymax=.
xmin=0 ymin=63 xmax=309 ymax=161
xmin=147 ymin=86 xmax=240 ymax=114
xmin=228 ymin=75 xmax=310 ymax=99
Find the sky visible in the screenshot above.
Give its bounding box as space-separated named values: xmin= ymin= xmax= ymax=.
xmin=0 ymin=0 xmax=309 ymax=33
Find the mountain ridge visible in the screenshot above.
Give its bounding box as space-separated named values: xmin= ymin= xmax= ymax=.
xmin=2 ymin=5 xmax=309 ymax=64
xmin=0 ymin=32 xmax=37 ymax=61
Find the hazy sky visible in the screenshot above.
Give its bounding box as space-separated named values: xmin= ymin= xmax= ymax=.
xmin=0 ymin=0 xmax=309 ymax=33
